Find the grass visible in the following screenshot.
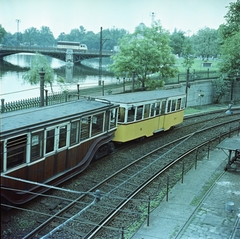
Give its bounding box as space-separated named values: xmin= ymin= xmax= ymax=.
xmin=190 ymin=172 xmax=222 ymax=206
xmin=184 ymin=108 xmax=203 ymax=114
xmin=176 ymin=58 xmax=220 ymax=72
xmin=184 ymin=103 xmax=232 ymax=115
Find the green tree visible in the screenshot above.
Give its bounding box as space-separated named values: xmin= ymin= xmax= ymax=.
xmin=2 ymin=32 xmax=18 ymax=46
xmin=212 ymin=77 xmax=231 ymax=103
xmin=218 ymin=0 xmax=240 ymax=77
xmin=169 ymin=29 xmax=185 ymax=56
xmin=82 ymin=31 xmax=99 ymax=50
xmin=181 ymin=38 xmax=195 ymax=69
xmin=100 ymin=27 xmax=128 ymax=50
xmin=38 ymin=26 xmax=55 ymax=46
xmin=0 ymin=24 xmax=7 ymax=43
xmin=219 ymin=0 xmax=240 ymax=39
xmin=192 ymin=27 xmax=220 ymax=60
xmin=22 ymin=27 xmax=40 ymax=45
xmin=219 ymin=31 xmax=240 ymax=77
xmin=63 ymin=25 xmax=87 ymax=43
xmin=110 ymin=21 xmax=177 ymax=89
xmin=57 ymin=32 xmax=68 ymax=42
xmin=216 ymin=1 xmax=240 ymax=102
xmin=23 ymin=53 xmax=56 ymax=93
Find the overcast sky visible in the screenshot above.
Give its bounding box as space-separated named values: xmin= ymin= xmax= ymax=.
xmin=0 ymin=0 xmax=236 ymax=38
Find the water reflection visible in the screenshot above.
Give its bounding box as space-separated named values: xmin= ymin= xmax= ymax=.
xmin=65 ymin=62 xmax=74 ymax=82
xmin=0 ymin=53 xmax=116 ymax=102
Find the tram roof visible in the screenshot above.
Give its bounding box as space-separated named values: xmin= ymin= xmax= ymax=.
xmin=98 ymin=89 xmax=185 ymax=104
xmin=0 ymin=98 xmax=115 ymax=134
xmin=57 ymin=41 xmax=80 ymax=46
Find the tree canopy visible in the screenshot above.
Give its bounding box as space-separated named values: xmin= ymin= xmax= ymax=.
xmin=218 ymin=0 xmax=240 ymax=77
xmin=191 ymin=27 xmax=220 ymax=60
xmin=0 ymin=24 xmax=7 ymax=43
xmin=23 ymin=53 xmax=59 ymax=93
xmin=219 ymin=0 xmax=240 ymax=39
xmin=169 ymin=29 xmax=185 ymax=56
xmin=181 ymin=38 xmax=195 ymax=69
xmin=110 ymin=21 xmax=177 ymax=89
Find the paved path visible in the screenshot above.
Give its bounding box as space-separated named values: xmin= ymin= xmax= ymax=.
xmin=132 ymin=136 xmax=240 ymax=239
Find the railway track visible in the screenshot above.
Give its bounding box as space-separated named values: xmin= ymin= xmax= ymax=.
xmin=18 ymin=115 xmax=240 ymax=238
xmin=1 ymin=109 xmax=240 ymax=239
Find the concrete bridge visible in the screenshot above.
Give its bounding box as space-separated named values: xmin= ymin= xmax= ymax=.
xmin=0 ymin=45 xmax=113 ymax=63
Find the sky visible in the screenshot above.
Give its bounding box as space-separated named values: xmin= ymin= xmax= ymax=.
xmin=0 ymin=0 xmax=236 ymax=38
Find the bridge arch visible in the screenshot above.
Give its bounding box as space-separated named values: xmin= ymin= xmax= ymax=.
xmin=0 ymin=46 xmax=113 ymax=63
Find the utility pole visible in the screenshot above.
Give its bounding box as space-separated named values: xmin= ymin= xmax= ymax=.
xmin=99 ymin=27 xmax=103 ymax=86
xmin=98 ymin=27 xmax=109 ymax=86
xmin=16 ymin=19 xmax=20 ymax=44
xmin=185 ymin=68 xmax=190 ymax=107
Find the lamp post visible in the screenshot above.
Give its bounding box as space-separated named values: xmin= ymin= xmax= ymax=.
xmin=98 ymin=27 xmax=109 ymax=86
xmin=185 ymin=68 xmax=190 ymax=107
xmin=39 ymin=68 xmax=45 ymax=107
xmin=16 ymin=19 xmax=20 ymax=44
xmin=99 ymin=27 xmax=103 ymax=86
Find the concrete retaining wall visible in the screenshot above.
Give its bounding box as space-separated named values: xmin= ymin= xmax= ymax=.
xmin=165 ymin=79 xmax=240 ymax=107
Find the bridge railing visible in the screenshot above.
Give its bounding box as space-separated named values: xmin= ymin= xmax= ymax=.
xmin=1 ymin=45 xmax=58 ymax=51
xmin=0 ymin=45 xmax=113 ymax=55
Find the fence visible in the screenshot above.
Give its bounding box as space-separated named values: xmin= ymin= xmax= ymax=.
xmin=165 ymin=69 xmax=219 ymax=85
xmin=1 ymin=90 xmax=80 ymax=113
xmin=0 ymin=70 xmax=220 ymax=113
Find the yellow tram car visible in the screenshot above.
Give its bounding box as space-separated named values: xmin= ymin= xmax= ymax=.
xmin=99 ymin=90 xmax=186 ymax=143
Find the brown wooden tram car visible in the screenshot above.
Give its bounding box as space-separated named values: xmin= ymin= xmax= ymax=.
xmin=0 ymin=98 xmax=118 ymax=205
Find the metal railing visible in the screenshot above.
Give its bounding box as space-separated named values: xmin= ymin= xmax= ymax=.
xmin=0 ymin=90 xmax=80 ymax=113
xmin=0 ymin=70 xmax=220 ymax=114
xmin=0 ymin=45 xmax=113 ymax=56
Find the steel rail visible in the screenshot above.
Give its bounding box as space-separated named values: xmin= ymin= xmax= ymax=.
xmin=84 ymin=123 xmax=240 ymax=238
xmin=22 ymin=118 xmax=240 ymax=238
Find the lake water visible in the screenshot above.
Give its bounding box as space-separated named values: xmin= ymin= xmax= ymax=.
xmin=0 ymin=53 xmax=117 ymax=102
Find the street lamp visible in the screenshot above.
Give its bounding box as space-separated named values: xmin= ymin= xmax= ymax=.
xmin=98 ymin=27 xmax=109 ymax=86
xmin=16 ymin=19 xmax=20 ymax=44
xmin=185 ymin=68 xmax=191 ymax=107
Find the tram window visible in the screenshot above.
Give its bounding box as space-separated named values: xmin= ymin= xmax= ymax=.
xmin=92 ymin=113 xmax=104 ymax=136
xmin=105 ymin=111 xmax=109 ymax=130
xmin=70 ymin=121 xmax=80 ymax=146
xmin=150 ymin=103 xmax=155 ymax=117
xmin=46 ymin=129 xmax=55 ymax=153
xmin=144 ymin=104 xmax=150 ymax=118
xmin=161 ymin=100 xmax=166 ymax=114
xmin=7 ymin=135 xmax=27 ymax=170
xmin=0 ymin=141 xmax=3 ymax=172
xmin=172 ymin=100 xmax=177 ymax=111
xmin=59 ymin=125 xmax=67 ymax=148
xmin=31 ymin=131 xmax=44 ymax=161
xmin=80 ymin=116 xmax=90 ymax=140
xmin=118 ymin=107 xmax=125 ymax=122
xmin=176 ymin=98 xmax=181 ymax=110
xmin=136 ymin=106 xmax=143 ymax=120
xmin=167 ymin=100 xmax=171 ymax=112
xmin=109 ymin=108 xmax=117 ymax=129
xmin=155 ymin=102 xmax=160 ymax=115
xmin=127 ymin=107 xmax=135 ymax=122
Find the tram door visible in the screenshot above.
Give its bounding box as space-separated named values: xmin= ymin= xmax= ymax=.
xmin=156 ymin=100 xmax=166 ymax=130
